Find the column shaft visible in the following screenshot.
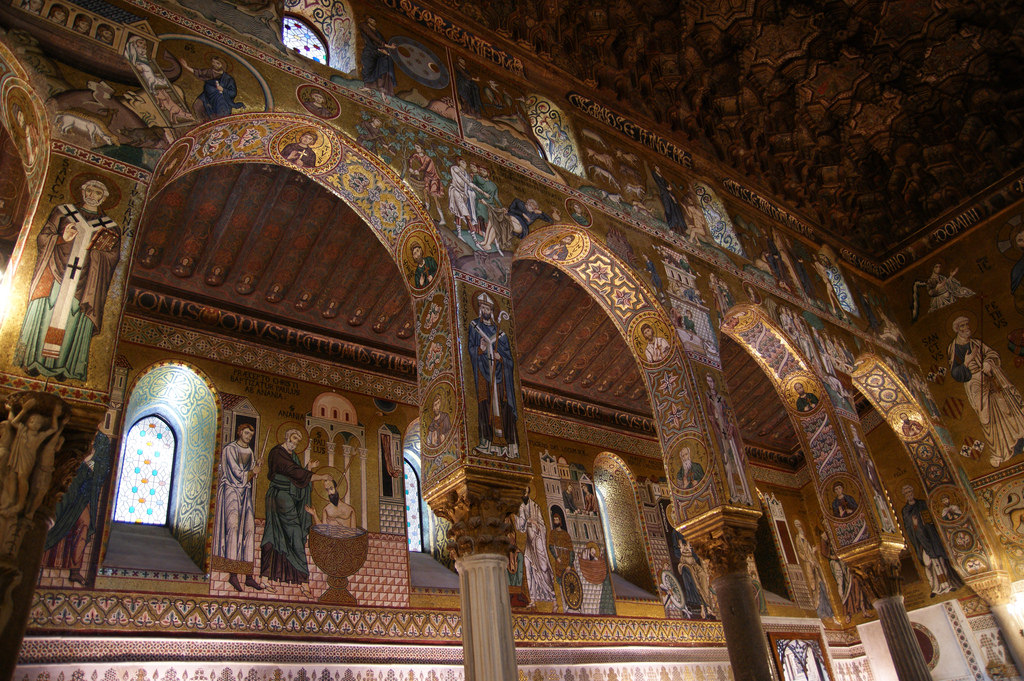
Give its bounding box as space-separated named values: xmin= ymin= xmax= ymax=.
xmin=713 ymin=570 xmax=778 ymax=681
xmin=873 ymin=595 xmax=932 ymax=681
xmin=456 ymin=553 xmax=517 ymax=681
xmin=989 ymin=603 xmax=1024 ymax=676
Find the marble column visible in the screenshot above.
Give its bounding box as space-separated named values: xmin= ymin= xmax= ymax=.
xmin=430 ymin=475 xmax=527 ymax=681
xmin=873 ymin=596 xmax=932 ymax=681
xmin=989 ymin=603 xmax=1024 ymax=676
xmin=0 ymin=391 xmax=100 ymax=681
xmin=970 ymin=573 xmax=1024 ymax=676
xmin=456 ymin=553 xmax=517 ymax=681
xmin=692 ymin=522 xmax=778 ymax=681
xmin=852 ymin=555 xmax=931 ymax=681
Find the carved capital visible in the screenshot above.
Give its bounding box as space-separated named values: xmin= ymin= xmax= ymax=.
xmin=0 ymin=392 xmax=71 ymax=557
xmin=690 ymin=523 xmax=758 ymax=579
xmin=429 ymin=470 xmax=530 ymax=559
xmin=848 ymin=555 xmax=902 ymax=602
xmin=965 ymin=570 xmax=1013 ymax=606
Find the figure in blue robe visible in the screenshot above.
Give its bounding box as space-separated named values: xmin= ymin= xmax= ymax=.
xmin=467 ymin=292 xmax=518 ymax=457
xmin=183 ymin=55 xmax=244 ymax=121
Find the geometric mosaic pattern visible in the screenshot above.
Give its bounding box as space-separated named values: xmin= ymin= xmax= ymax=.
xmin=113 ymin=416 xmax=175 ymax=524
xmin=28 ymin=590 xmax=726 ymax=644
xmin=16 ymin=638 xmax=739 ymax=681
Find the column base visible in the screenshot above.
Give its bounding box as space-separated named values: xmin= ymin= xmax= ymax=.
xmin=456 ymin=553 xmax=518 ymax=681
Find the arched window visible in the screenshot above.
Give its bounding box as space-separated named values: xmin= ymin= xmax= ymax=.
xmin=285 ymin=0 xmax=356 ymax=73
xmin=113 ymin=415 xmax=176 ymax=525
xmin=523 ymin=95 xmax=584 ymax=177
xmin=694 ymin=182 xmax=746 ymax=257
xmin=593 ymin=452 xmax=655 ymax=593
xmin=595 ymin=486 xmax=615 ymax=571
xmin=283 ymin=15 xmax=329 ymax=64
xmin=107 ymin=363 xmax=219 ymax=568
xmin=404 ymin=458 xmax=422 ymax=552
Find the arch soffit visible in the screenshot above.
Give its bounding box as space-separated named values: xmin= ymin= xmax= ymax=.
xmin=121 ymin=360 xmax=222 ymax=506
xmin=593 ymin=450 xmax=640 ymax=491
xmin=142 ymin=115 xmax=466 ymax=471
xmin=123 ymin=360 xmax=222 ymax=432
xmin=851 ymin=352 xmax=1003 ymax=580
xmin=517 ymin=224 xmax=740 ymax=525
xmin=0 ymin=39 xmax=52 ymax=318
xmin=721 ymin=303 xmax=896 ymax=554
xmin=516 ymin=224 xmax=696 ymax=432
xmin=143 ymin=113 xmax=454 ymax=310
xmin=113 ymin=360 xmax=223 ymax=566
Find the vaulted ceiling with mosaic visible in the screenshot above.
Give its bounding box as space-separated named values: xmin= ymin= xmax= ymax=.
xmin=442 ymin=0 xmax=1024 ymax=259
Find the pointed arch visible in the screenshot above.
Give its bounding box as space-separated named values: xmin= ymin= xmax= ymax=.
xmin=721 ymin=304 xmax=901 ymax=563
xmin=593 ymin=451 xmax=656 ymax=592
xmin=851 ymin=353 xmax=1004 ymax=583
xmin=141 ymin=113 xmax=465 ymax=491
xmin=111 ymin=360 xmax=222 ymax=567
xmin=0 ymin=41 xmax=52 ymax=324
xmin=516 ymin=224 xmax=760 ymax=537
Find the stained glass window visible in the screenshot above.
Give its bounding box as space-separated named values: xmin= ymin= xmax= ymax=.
xmin=694 ymin=182 xmax=746 ymax=257
xmin=113 ymin=415 xmax=176 ymax=525
xmin=404 ymin=459 xmax=422 ymax=552
xmin=283 ymin=15 xmax=328 ymax=64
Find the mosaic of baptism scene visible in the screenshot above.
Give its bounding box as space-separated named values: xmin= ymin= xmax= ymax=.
xmin=0 ymin=1 xmax=1023 ymax=680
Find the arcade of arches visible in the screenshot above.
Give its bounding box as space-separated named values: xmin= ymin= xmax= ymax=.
xmin=0 ymin=2 xmax=1023 ymax=681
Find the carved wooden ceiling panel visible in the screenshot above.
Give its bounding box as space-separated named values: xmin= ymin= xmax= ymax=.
xmin=132 ymin=164 xmax=418 ymax=355
xmin=720 ymin=335 xmax=801 ymax=457
xmin=446 ymin=0 xmax=1024 ymax=258
xmin=512 ymin=258 xmax=652 ymax=417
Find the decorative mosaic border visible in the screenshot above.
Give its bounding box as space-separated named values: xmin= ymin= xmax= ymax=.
xmin=52 ymin=141 xmax=152 ymax=182
xmin=18 ymin=637 xmax=732 ymax=666
xmin=27 ymin=590 xmax=726 ymax=645
xmin=0 ymin=371 xmax=109 ymax=406
xmin=119 ymin=316 xmax=420 ymax=404
xmin=524 ymin=408 xmax=662 ymax=460
xmin=970 ymin=461 xmax=1024 ymax=489
xmin=945 ymin=600 xmax=987 ymax=681
xmin=13 ymin=660 xmax=741 ymax=681
xmin=751 ymin=462 xmax=811 ymax=489
xmin=98 ymin=566 xmax=210 ymax=582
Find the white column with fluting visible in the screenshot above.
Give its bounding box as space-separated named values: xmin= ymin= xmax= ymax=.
xmin=990 ymin=603 xmax=1024 ymax=675
xmin=455 ymin=553 xmax=518 ymax=681
xmin=358 ymin=447 xmax=368 ymax=527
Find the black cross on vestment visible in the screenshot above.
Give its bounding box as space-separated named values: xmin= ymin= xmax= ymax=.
xmin=66 ymin=256 xmax=84 ymax=280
